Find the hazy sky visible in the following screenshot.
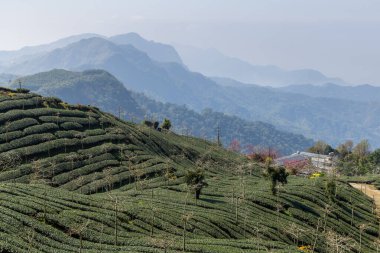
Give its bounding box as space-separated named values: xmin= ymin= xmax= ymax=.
xmin=1 ymin=0 xmax=380 ymax=85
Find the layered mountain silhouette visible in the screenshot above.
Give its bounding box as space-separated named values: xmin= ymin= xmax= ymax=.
xmin=175 ymin=45 xmax=345 ymax=87
xmin=0 ymin=33 xmax=181 ymax=70
xmin=1 ymin=33 xmax=379 ymax=148
xmin=0 ymin=33 xmax=104 ymax=66
xmin=278 ymin=83 xmax=380 ymax=103
xmin=13 ymin=69 xmax=314 ymax=154
xmin=0 ymin=73 xmax=17 ymax=85
xmin=109 ymin=33 xmax=183 ymax=64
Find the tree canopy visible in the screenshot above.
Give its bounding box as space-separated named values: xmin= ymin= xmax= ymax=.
xmin=185 ymin=169 xmax=208 ymax=200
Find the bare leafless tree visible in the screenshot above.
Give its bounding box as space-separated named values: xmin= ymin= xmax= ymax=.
xmin=149 ymin=236 xmax=175 ymax=253
xmin=4 ymin=120 xmax=10 ymax=143
xmin=108 ymin=193 xmax=119 ymax=246
xmin=25 ymin=227 xmax=35 ymax=253
xmin=0 ymin=151 xmax=21 ymax=183
xmin=358 ymin=223 xmax=369 ymax=253
xmin=286 ymin=222 xmax=305 ymax=246
xmin=76 ymin=176 xmax=85 ymax=194
xmin=373 ymin=238 xmax=380 ymax=253
xmin=68 ymin=219 xmax=91 ymax=253
xmin=312 ymin=218 xmax=322 ymax=252
xmin=103 ymin=167 xmax=114 ymax=192
xmin=181 ymin=212 xmax=193 ymax=252
xmin=325 ymin=230 xmax=356 ymax=253
xmin=74 ymin=132 xmax=87 ymax=149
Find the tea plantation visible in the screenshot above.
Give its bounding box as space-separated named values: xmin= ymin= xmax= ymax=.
xmin=0 ymin=88 xmax=379 ymax=252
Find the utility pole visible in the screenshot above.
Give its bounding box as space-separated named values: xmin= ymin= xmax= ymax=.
xmin=18 ymin=80 xmax=22 ymax=89
xmin=217 ymin=125 xmax=221 ymax=146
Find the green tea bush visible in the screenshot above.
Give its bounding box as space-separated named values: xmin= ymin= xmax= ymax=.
xmin=0 ymin=118 xmax=39 ymax=133
xmin=60 ymin=122 xmax=83 ymax=130
xmin=23 ymin=123 xmax=59 ymax=135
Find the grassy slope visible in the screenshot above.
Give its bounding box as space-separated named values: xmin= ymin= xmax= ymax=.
xmin=0 ymin=88 xmax=378 ymax=252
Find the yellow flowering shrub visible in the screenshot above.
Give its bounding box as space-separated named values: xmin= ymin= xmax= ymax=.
xmin=59 ymin=102 xmax=69 ymax=109
xmin=6 ymin=92 xmax=17 ymax=97
xmin=298 ymin=245 xmax=312 ymax=252
xmin=309 ymin=172 xmax=322 ymax=179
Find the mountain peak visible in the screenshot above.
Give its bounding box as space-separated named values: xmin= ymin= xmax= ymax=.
xmin=109 ymin=33 xmax=183 ymax=64
xmin=110 ymin=32 xmax=145 ymax=42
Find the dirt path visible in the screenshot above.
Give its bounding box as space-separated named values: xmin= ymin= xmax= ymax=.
xmin=350 ymin=183 xmax=380 ymax=216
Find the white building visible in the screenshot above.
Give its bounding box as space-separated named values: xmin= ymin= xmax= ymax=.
xmin=275 ymin=151 xmax=335 ymax=172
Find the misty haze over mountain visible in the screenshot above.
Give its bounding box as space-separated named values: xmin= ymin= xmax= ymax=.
xmin=1 ymin=32 xmax=380 ymax=150
xmin=175 ymin=45 xmax=346 ymax=87
xmin=1 ymin=1 xmax=380 ymax=151
xmin=2 ymin=1 xmax=380 ymax=85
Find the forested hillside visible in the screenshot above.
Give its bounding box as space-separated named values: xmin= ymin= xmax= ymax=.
xmin=133 ymin=93 xmax=313 ymax=155
xmin=13 ymin=69 xmax=314 ymax=154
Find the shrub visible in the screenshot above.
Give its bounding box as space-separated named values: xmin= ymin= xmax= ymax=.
xmin=16 ymin=88 xmax=30 ymax=94
xmin=23 ymin=123 xmax=58 ymax=135
xmin=185 ymin=168 xmax=208 ymax=199
xmin=0 ymin=118 xmax=39 ymax=134
xmin=60 ymin=122 xmax=83 ymax=130
xmin=143 ymin=120 xmax=154 ymax=128
xmin=325 ymin=178 xmax=336 ymax=200
xmin=265 ymin=164 xmax=289 ymax=195
xmin=162 ymin=118 xmax=171 ymax=130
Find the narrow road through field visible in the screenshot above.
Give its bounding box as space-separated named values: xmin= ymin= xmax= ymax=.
xmin=350 ymin=183 xmax=380 ymax=216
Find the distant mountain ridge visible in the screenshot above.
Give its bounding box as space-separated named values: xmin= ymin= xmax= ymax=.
xmin=0 ymin=33 xmax=104 ymax=66
xmin=278 ymin=83 xmax=380 ymax=103
xmin=109 ymin=33 xmax=183 ymax=64
xmin=12 ymin=69 xmax=314 ymax=155
xmin=1 ymin=32 xmax=379 ymax=148
xmin=0 ymin=73 xmax=18 ymax=86
xmin=174 ymin=45 xmax=346 ymax=87
xmin=210 ymin=79 xmax=380 ymax=148
xmin=2 ymin=37 xmax=237 ymax=110
xmin=1 ymin=33 xmax=345 ymax=88
xmin=0 ymin=32 xmax=181 ymax=69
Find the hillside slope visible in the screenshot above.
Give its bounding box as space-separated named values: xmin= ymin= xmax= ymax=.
xmin=2 ymin=177 xmax=378 ymax=253
xmin=13 ymin=69 xmax=314 ymax=154
xmin=212 ymin=79 xmax=380 ymax=147
xmin=13 ymin=69 xmax=143 ymax=117
xmin=0 ymin=88 xmax=379 ymax=252
xmin=0 ymin=87 xmax=239 ymax=193
xmin=133 ymin=93 xmax=313 ymax=155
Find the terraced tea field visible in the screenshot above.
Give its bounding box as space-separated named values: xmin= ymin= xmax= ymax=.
xmin=0 ymin=88 xmax=379 ymax=252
